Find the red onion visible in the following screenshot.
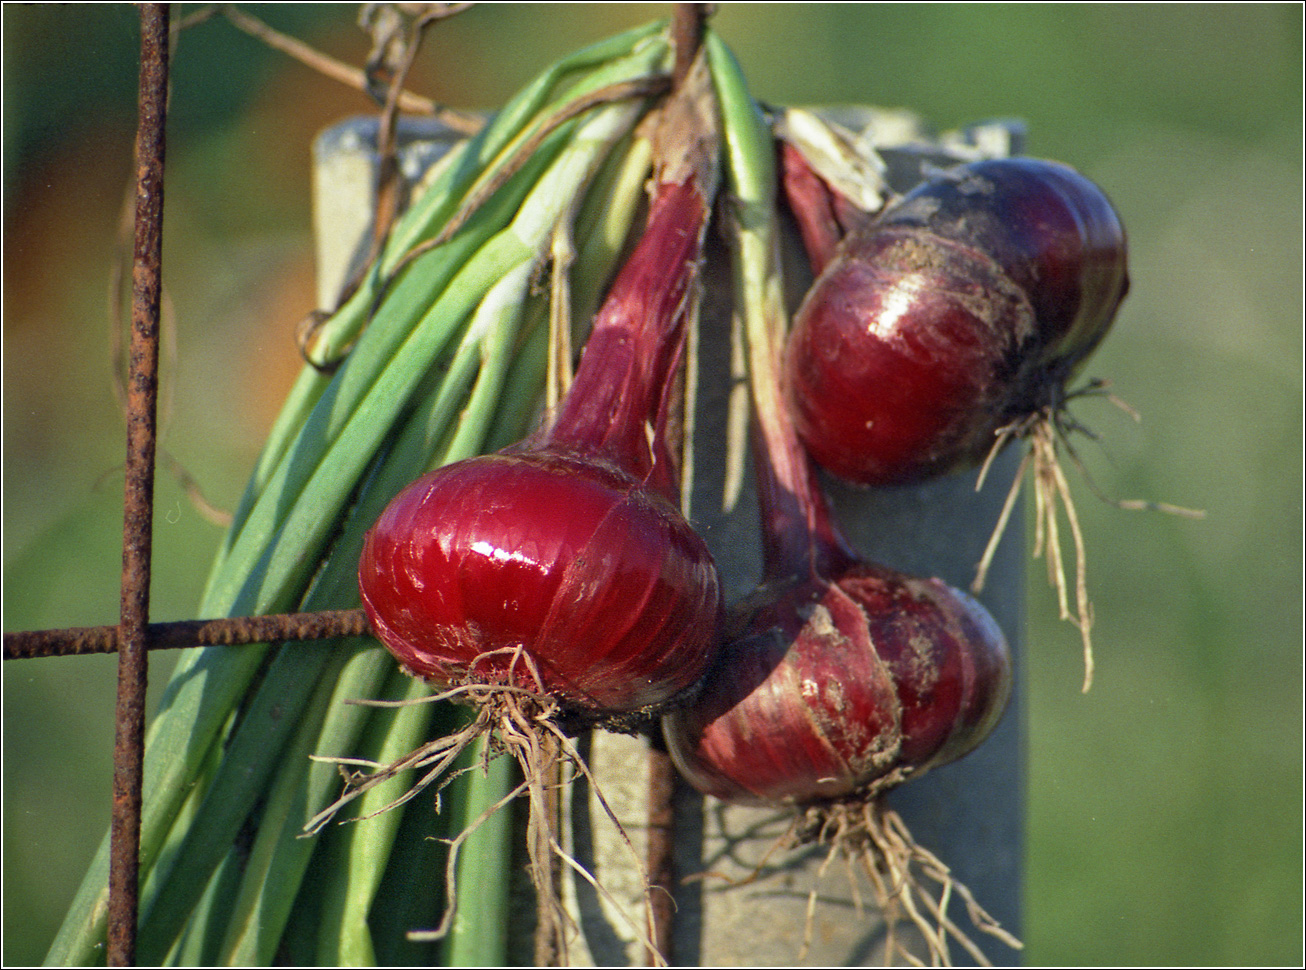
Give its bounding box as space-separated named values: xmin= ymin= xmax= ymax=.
xmin=359 ymin=447 xmax=719 ymax=718
xmin=781 ymin=157 xmax=1138 ymax=690
xmin=664 ymin=561 xmax=1010 ymax=806
xmin=359 ymin=170 xmax=720 ymax=722
xmin=661 ymin=412 xmax=1011 ymax=804
xmin=783 ymin=157 xmax=1128 ymax=488
xmin=661 ymin=189 xmax=1015 ymax=959
xmin=344 ymin=61 xmax=723 ymax=959
xmin=662 ymin=424 xmax=1015 ymax=964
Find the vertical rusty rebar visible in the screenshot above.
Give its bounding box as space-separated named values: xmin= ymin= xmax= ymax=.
xmin=646 ymin=745 xmax=677 ymax=966
xmin=108 ymin=5 xmax=169 ymax=965
xmin=645 ymin=7 xmax=710 ymax=961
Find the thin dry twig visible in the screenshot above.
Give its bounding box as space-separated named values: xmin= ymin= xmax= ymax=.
xmin=297 ymin=2 xmax=481 ymax=350
xmin=109 ymin=137 xmax=232 ymax=527
xmin=215 ymin=3 xmax=482 ymax=133
xmin=365 ymin=4 xmax=468 ymax=267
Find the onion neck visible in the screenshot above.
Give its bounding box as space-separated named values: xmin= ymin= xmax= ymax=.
xmin=779 ymin=140 xmax=845 ymax=277
xmin=747 ymin=254 xmax=858 ymax=583
xmin=543 ymin=52 xmax=719 ymax=506
xmin=544 ymin=174 xmax=707 ymax=501
xmin=753 ymin=405 xmax=859 ymax=584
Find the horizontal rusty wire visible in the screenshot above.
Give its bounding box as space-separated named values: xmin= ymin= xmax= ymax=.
xmin=4 ymin=609 xmax=373 ymax=661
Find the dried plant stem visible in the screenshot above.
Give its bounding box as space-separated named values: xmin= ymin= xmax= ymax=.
xmin=366 ymin=5 xmax=463 ymax=268
xmin=214 ymin=3 xmax=482 ymax=133
xmin=646 ymin=746 xmax=677 ymax=966
xmin=671 ymin=3 xmax=710 ymax=87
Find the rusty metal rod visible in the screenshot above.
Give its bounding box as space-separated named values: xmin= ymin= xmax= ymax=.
xmin=670 ymin=2 xmax=710 ymax=88
xmin=645 ymin=8 xmax=711 ymax=961
xmin=109 ymin=6 xmax=168 ymax=964
xmin=4 ymin=608 xmax=372 ymax=661
xmin=646 ymin=745 xmax=677 ymax=966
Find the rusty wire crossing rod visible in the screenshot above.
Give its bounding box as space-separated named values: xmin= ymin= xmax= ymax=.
xmin=109 ymin=5 xmax=169 ymax=965
xmin=3 ymin=609 xmax=373 ymax=661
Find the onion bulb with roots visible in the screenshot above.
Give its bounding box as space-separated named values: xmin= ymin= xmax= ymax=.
xmin=357 ymin=170 xmax=723 ymax=727
xmin=359 ymin=144 xmax=723 ymax=728
xmin=661 ymin=444 xmax=1017 ymax=964
xmin=662 ymin=134 xmax=1017 ymax=959
xmin=327 ymin=58 xmax=723 ymax=962
xmin=781 ymin=156 xmax=1147 ymax=690
xmin=783 ymin=156 xmax=1129 ymax=489
xmin=663 ymin=562 xmax=1010 ymax=807
xmin=359 ymin=447 xmax=719 ymax=722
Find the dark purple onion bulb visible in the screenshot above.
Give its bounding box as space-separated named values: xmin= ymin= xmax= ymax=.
xmin=784 ymin=157 xmax=1128 ymax=486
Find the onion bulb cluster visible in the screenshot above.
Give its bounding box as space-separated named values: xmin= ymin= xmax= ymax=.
xmin=349 ymin=35 xmax=1141 ymax=967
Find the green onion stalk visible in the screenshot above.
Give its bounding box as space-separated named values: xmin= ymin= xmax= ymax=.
xmin=46 ymin=22 xmax=671 ymax=967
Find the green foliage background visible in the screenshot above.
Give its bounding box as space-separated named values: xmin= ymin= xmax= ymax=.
xmin=4 ymin=4 xmax=1301 ymax=965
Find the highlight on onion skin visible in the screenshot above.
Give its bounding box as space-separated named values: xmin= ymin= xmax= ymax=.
xmin=877 ymin=157 xmax=1128 ymax=379
xmin=359 ymin=447 xmax=720 ymax=719
xmin=783 ymin=156 xmax=1129 ymax=488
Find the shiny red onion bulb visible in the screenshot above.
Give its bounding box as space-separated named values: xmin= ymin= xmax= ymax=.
xmin=784 ymin=157 xmax=1128 ymax=486
xmin=359 ymin=450 xmax=719 ymax=716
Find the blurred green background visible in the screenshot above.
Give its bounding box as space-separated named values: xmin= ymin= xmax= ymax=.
xmin=3 ymin=4 xmax=1300 ymax=965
